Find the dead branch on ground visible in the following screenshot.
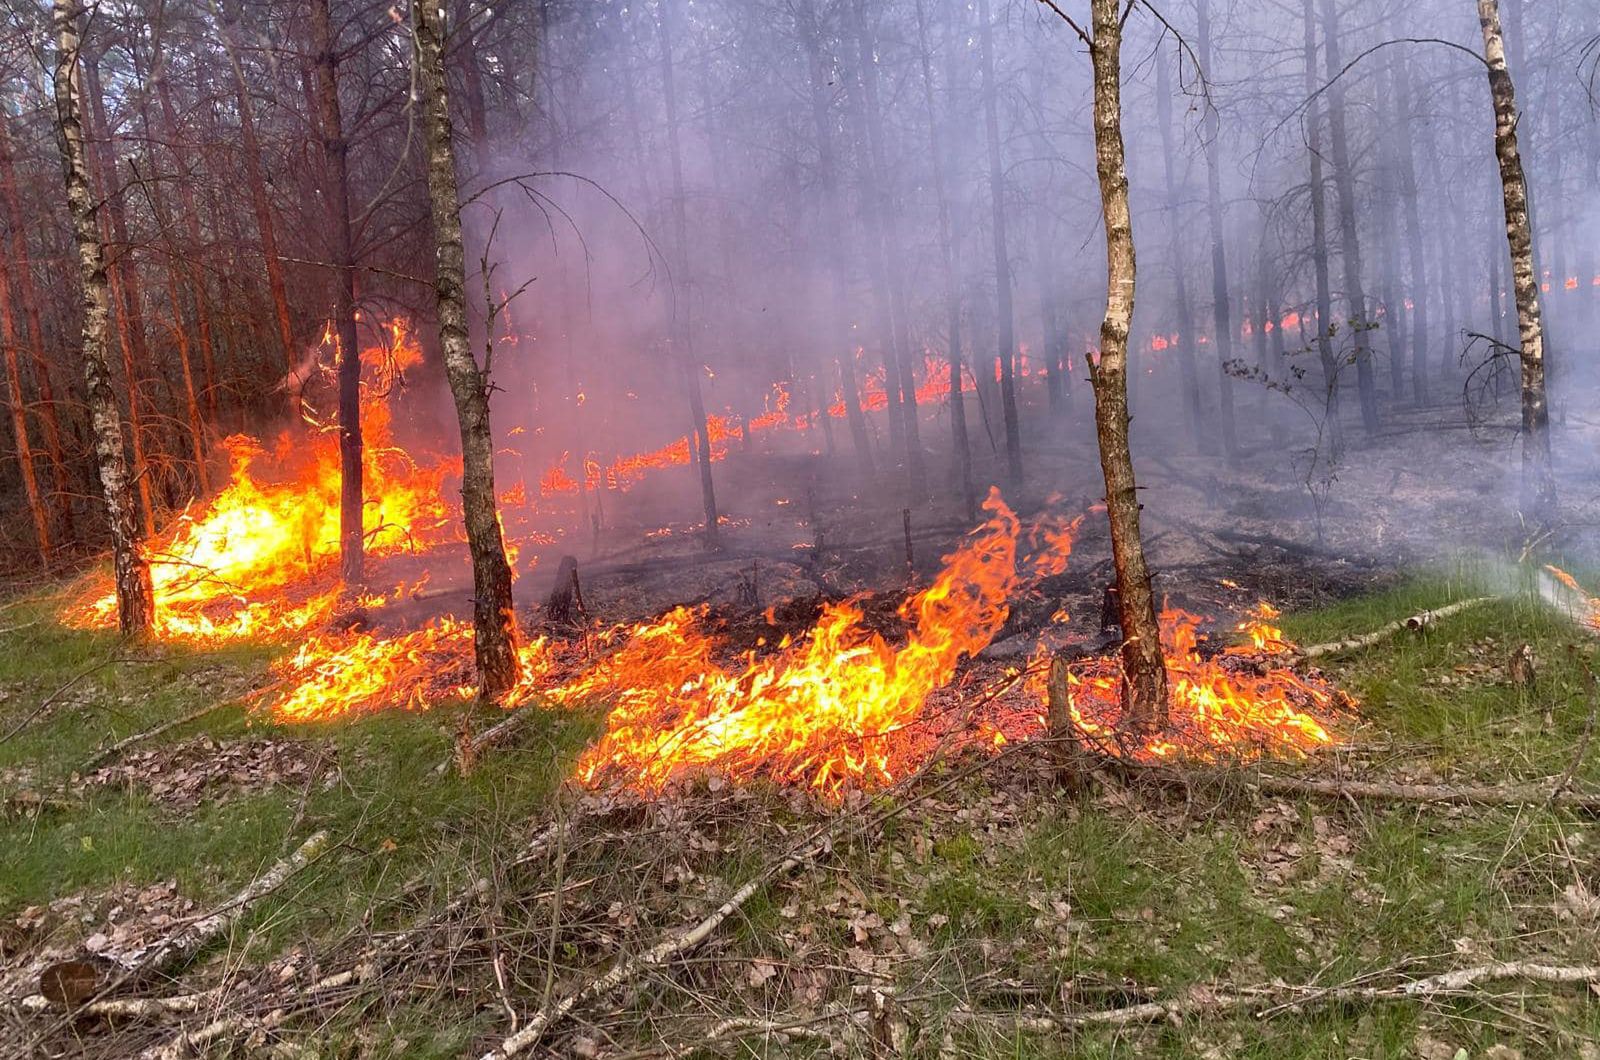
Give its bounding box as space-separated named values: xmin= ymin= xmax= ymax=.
xmin=1294 ymin=597 xmax=1495 ymax=659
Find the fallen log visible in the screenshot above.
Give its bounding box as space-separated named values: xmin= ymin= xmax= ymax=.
xmin=1295 ymin=597 xmax=1496 ymax=659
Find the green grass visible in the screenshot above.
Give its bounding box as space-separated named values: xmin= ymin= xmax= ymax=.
xmin=4 ymin=566 xmax=1600 ymax=1058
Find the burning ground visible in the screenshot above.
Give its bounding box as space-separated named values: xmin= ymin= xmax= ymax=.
xmin=9 ymin=328 xmax=1600 ymax=1056
xmin=4 ymin=573 xmax=1600 ymax=1058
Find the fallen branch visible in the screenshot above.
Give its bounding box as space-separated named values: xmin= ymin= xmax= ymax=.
xmin=19 ymin=991 xmax=214 ymax=1019
xmin=949 ymin=960 xmax=1600 ymax=1031
xmin=1253 ymin=774 xmax=1600 ymax=812
xmin=81 ymin=681 xmax=283 ymax=773
xmin=118 ymin=831 xmax=329 ymax=977
xmin=1295 ymin=597 xmax=1495 ymax=659
xmin=480 ymin=843 xmax=818 ymax=1059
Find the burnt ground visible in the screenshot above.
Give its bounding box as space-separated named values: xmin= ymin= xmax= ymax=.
xmin=359 ymin=395 xmax=1595 ymax=665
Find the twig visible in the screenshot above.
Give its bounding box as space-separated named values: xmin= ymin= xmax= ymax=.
xmin=1294 ymin=597 xmax=1495 ymax=659
xmin=0 ymin=655 xmax=118 ymax=744
xmin=19 ymin=991 xmax=215 ymax=1018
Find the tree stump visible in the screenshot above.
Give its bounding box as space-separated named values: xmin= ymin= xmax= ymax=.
xmin=1045 ymin=650 xmax=1091 ymax=793
xmin=545 ymin=555 xmax=585 ymax=629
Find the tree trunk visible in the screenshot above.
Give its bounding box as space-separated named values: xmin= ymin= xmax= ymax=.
xmin=1152 ymin=49 xmax=1207 ymax=451
xmin=976 ymin=0 xmax=1023 ymax=487
xmin=52 ymin=0 xmax=153 ymax=635
xmin=1302 ymin=0 xmax=1343 ymax=456
xmin=657 ymin=0 xmax=719 ymax=548
xmin=850 ymin=0 xmax=925 ymax=500
xmin=0 ymin=256 xmax=51 ymax=564
xmin=1388 ymin=51 xmax=1430 ymax=405
xmin=1318 ymin=0 xmax=1378 ymax=435
xmin=83 ymin=53 xmax=156 ymax=537
xmin=1476 ymin=0 xmax=1555 ymax=523
xmin=309 ymin=0 xmax=364 ymax=586
xmin=795 ymin=0 xmax=874 ymax=477
xmin=220 ymin=0 xmax=297 ymax=382
xmin=1087 ymin=0 xmax=1167 ymax=734
xmin=915 ymin=0 xmax=975 ymax=518
xmin=1195 ymin=0 xmax=1240 ymax=459
xmin=155 ymin=75 xmax=220 ymax=424
xmin=413 ymin=0 xmax=519 ymax=699
xmin=0 ymin=117 xmax=72 ymax=539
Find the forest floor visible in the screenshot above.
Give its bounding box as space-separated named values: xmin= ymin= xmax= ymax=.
xmin=3 ymin=568 xmax=1600 ymax=1059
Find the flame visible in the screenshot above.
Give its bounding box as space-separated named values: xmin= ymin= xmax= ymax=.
xmin=564 ymin=489 xmax=1025 ymax=794
xmin=1226 ymin=601 xmax=1292 ymax=655
xmin=1038 ymin=608 xmax=1335 ymax=761
xmin=1541 ymin=564 xmax=1600 ymax=630
xmin=67 ymin=320 xmax=453 ymax=641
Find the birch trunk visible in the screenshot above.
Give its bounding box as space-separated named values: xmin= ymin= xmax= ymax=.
xmin=1476 ymin=0 xmax=1556 ymax=522
xmin=1088 ymin=0 xmax=1167 ymax=733
xmin=52 ymin=0 xmax=152 ymax=635
xmin=413 ymin=0 xmax=519 ymax=699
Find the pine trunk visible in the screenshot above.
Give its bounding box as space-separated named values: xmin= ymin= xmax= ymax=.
xmin=309 ymin=0 xmax=364 ymax=586
xmin=1302 ymin=0 xmax=1343 ymax=456
xmin=1318 ymin=0 xmax=1378 ymax=434
xmin=1152 ymin=51 xmax=1207 ymax=451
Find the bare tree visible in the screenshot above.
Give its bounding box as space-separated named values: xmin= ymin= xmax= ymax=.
xmin=51 ymin=0 xmax=152 ymax=634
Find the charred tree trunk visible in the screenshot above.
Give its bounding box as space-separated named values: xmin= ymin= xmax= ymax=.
xmin=413 ymin=0 xmax=518 ymax=699
xmin=155 ymin=75 xmax=220 ymax=424
xmin=220 ymin=0 xmax=297 ymax=382
xmin=1476 ymin=0 xmax=1555 ymax=523
xmin=1195 ymin=0 xmax=1240 ymax=460
xmin=1087 ymin=0 xmax=1167 ymax=734
xmin=1302 ymin=0 xmax=1343 ymax=456
xmin=52 ymin=0 xmax=152 ymax=635
xmin=976 ymin=0 xmax=1023 ymax=487
xmin=1318 ymin=0 xmax=1378 ymax=435
xmin=309 ymin=0 xmax=364 ymax=586
xmin=658 ymin=0 xmax=720 ymax=548
xmin=1152 ymin=51 xmax=1207 ymax=451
